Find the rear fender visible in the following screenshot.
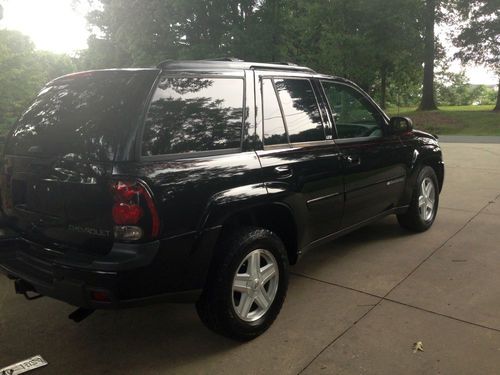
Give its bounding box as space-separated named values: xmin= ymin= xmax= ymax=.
xmin=198 ymin=182 xmax=303 ymax=260
xmin=200 ymin=183 xmax=271 ymax=230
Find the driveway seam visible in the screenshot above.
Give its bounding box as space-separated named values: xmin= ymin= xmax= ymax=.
xmin=445 ymin=166 xmax=500 ymax=173
xmin=441 ymin=206 xmax=500 ymax=217
xmin=439 ymin=206 xmax=500 ymax=217
xmin=296 ymin=291 xmax=383 ymax=375
xmin=292 ymin=272 xmax=500 ymax=334
xmin=296 ymin=198 xmax=496 ymax=374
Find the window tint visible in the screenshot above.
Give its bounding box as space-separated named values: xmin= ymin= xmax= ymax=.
xmin=6 ymin=70 xmax=158 ymax=161
xmin=262 ymin=79 xmax=287 ymax=145
xmin=274 ymin=78 xmax=325 ymax=143
xmin=142 ymin=76 xmax=244 ymax=156
xmin=321 ymin=81 xmax=384 ymax=139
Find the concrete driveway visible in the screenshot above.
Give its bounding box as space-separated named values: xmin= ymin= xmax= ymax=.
xmin=1 ymin=142 xmax=500 ymax=375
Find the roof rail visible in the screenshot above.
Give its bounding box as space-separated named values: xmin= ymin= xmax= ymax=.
xmin=203 ymin=57 xmax=243 ymax=62
xmin=156 ymin=59 xmax=174 ymax=68
xmin=157 ymin=57 xmax=243 ymax=68
xmin=156 ymin=59 xmax=315 ymax=73
xmin=249 ymin=63 xmax=315 ymax=73
xmin=273 ymin=62 xmax=299 ymax=66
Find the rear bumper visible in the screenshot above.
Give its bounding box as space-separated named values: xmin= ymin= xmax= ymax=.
xmin=0 ymin=227 xmax=221 ymax=308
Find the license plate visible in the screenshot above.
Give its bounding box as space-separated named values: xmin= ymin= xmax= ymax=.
xmin=0 ymin=355 xmax=48 ymax=375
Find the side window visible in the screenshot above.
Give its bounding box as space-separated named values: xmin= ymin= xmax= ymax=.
xmin=262 ymin=79 xmax=287 ymax=145
xmin=274 ymin=78 xmax=325 ymax=143
xmin=321 ymin=81 xmax=384 ymax=139
xmin=142 ymin=76 xmax=244 ymax=156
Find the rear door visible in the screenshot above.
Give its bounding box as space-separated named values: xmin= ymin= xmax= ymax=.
xmin=320 ymin=80 xmax=408 ymax=228
xmin=1 ymin=70 xmax=158 ymax=252
xmin=255 ymin=72 xmax=344 ymax=245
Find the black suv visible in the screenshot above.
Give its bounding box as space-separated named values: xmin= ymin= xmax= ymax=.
xmin=0 ymin=60 xmax=444 ymax=340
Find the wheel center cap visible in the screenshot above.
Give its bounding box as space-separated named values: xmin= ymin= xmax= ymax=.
xmin=248 ymin=278 xmax=260 ymax=291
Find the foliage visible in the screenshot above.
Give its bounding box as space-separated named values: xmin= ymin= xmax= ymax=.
xmin=451 ymin=0 xmax=500 ymax=110
xmin=81 ymin=0 xmax=425 ymax=109
xmin=0 ymin=30 xmax=76 ymax=134
xmin=436 ymin=71 xmax=498 ymax=105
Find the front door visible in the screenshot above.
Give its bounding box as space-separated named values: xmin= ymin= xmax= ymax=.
xmin=320 ymin=80 xmax=408 ymax=229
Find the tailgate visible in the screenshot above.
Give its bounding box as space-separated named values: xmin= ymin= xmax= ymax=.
xmin=1 ymin=155 xmax=114 ymax=253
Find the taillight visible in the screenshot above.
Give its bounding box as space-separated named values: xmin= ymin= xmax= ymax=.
xmin=111 ymin=180 xmax=160 ymax=241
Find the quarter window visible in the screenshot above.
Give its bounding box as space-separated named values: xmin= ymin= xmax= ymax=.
xmin=142 ymin=76 xmax=244 ymax=156
xmin=321 ymin=81 xmax=384 ymax=139
xmin=274 ymin=78 xmax=325 ymax=143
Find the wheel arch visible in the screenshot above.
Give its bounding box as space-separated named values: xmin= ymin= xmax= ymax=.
xmin=422 ymin=157 xmax=444 ymax=193
xmin=400 ymin=148 xmax=444 ymax=206
xmin=207 ymin=202 xmax=300 ymax=266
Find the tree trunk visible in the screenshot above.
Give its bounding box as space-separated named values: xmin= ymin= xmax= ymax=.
xmin=271 ymin=0 xmax=279 ymax=62
xmin=495 ymin=78 xmax=500 ymax=111
xmin=419 ymin=0 xmax=438 ymax=111
xmin=380 ymin=64 xmax=388 ymax=110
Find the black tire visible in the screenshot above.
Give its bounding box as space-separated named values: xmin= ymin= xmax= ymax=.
xmin=397 ymin=166 xmax=439 ymax=232
xmin=196 ymin=227 xmax=289 ymax=341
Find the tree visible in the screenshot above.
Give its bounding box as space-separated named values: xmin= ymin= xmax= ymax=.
xmin=363 ymin=0 xmax=424 ymax=108
xmin=82 ymin=0 xmax=426 ymax=109
xmin=0 ymin=30 xmax=41 ymax=131
xmin=435 ymin=70 xmax=490 ymax=105
xmin=0 ymin=30 xmax=76 ymax=133
xmin=452 ymin=0 xmax=500 ymax=110
xmin=263 ymin=0 xmax=424 ymax=107
xmin=81 ymin=0 xmax=262 ymax=68
xmin=419 ymin=0 xmax=439 ymax=110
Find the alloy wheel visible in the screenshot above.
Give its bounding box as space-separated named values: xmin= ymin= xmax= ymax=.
xmin=418 ymin=177 xmax=435 ymax=221
xmin=231 ymin=249 xmax=279 ymax=322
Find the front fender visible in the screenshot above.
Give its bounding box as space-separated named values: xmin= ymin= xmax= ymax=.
xmin=401 ymin=142 xmax=444 ymax=205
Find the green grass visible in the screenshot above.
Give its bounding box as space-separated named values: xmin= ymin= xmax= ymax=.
xmin=386 ymin=105 xmax=500 ymax=136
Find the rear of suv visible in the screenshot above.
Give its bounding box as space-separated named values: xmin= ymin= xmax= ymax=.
xmin=0 ymin=60 xmax=444 ymax=340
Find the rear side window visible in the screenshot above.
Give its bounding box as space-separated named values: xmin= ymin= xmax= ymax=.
xmin=274 ymin=78 xmax=325 ymax=143
xmin=262 ymin=79 xmax=287 ymax=145
xmin=141 ymin=76 xmax=244 ymax=156
xmin=6 ymin=70 xmax=158 ymax=161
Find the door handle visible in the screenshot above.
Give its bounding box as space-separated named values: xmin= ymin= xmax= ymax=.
xmin=274 ymin=165 xmax=293 ymax=179
xmin=345 ymin=155 xmax=361 ymax=166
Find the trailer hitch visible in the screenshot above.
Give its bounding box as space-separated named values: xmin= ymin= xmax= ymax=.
xmin=14 ymin=279 xmax=43 ymax=301
xmin=68 ymin=307 xmax=95 ymax=323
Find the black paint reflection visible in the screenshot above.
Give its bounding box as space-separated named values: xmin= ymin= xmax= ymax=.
xmin=262 ymin=78 xmax=288 ymax=145
xmin=142 ymin=77 xmax=245 ymax=156
xmin=274 ymin=78 xmax=325 ymax=143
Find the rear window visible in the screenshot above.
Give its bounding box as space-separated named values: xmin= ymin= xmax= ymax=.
xmin=6 ymin=70 xmax=158 ymax=161
xmin=141 ymin=76 xmax=244 ymax=156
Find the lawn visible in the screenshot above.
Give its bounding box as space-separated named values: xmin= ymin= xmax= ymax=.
xmin=386 ymin=105 xmax=500 ymax=136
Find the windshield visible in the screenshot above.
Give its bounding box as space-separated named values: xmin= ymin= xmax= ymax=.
xmin=5 ymin=69 xmax=158 ymax=161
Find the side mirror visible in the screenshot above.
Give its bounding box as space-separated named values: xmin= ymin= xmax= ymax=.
xmin=388 ymin=116 xmax=413 ymax=134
